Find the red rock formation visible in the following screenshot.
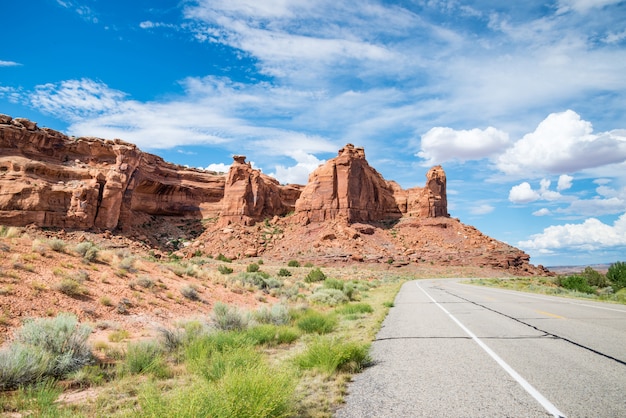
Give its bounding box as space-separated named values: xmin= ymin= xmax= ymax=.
xmin=393 ymin=165 xmax=449 ymax=218
xmin=219 ymin=155 xmax=302 ymax=226
xmin=0 ymin=115 xmax=227 ymax=230
xmin=295 ymin=144 xmax=403 ymax=223
xmin=0 ymin=115 xmax=546 ymax=275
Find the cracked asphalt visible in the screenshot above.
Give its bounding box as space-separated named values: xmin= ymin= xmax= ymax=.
xmin=335 ymin=279 xmax=626 ymax=418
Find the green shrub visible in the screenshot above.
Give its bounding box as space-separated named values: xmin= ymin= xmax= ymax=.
xmin=607 ymin=261 xmax=626 ymax=290
xmin=335 ymin=303 xmax=374 ymax=315
xmin=324 ymin=278 xmax=344 ymax=290
xmin=295 ymin=311 xmax=337 ymax=334
xmin=308 ymin=288 xmax=348 ymax=306
xmin=581 ymin=266 xmax=609 ymax=287
xmin=277 ymin=268 xmax=292 ymax=277
xmin=211 ymin=302 xmax=250 ymax=331
xmin=218 ymin=265 xmax=233 ymax=275
xmin=558 ymin=275 xmax=595 ymax=294
xmin=121 ymin=341 xmax=170 ymax=378
xmin=305 ymin=268 xmax=326 ymax=283
xmin=244 ymin=324 xmax=300 ymax=346
xmin=217 ymin=253 xmax=232 ymax=263
xmin=0 ymin=313 xmax=92 ymax=389
xmin=294 ymin=337 xmax=371 ymax=375
xmin=54 ymin=279 xmax=87 ymax=297
xmin=287 ymin=260 xmax=300 ymax=267
xmin=246 ymin=263 xmax=260 ymax=273
xmin=143 ymin=359 xmax=295 ymax=417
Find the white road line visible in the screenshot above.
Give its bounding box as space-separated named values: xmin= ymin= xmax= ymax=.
xmin=416 ymin=282 xmax=566 ymax=418
xmin=458 ymin=282 xmax=626 ymax=313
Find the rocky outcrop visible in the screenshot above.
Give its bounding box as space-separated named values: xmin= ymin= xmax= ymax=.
xmin=295 ymin=144 xmax=403 ymax=223
xmin=0 ymin=115 xmax=227 ymax=230
xmin=220 ymin=155 xmax=302 ymax=226
xmin=393 ymin=165 xmax=448 ymax=218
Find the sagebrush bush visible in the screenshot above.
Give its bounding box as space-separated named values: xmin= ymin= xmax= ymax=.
xmin=277 ymin=268 xmax=292 ymax=277
xmin=236 ymin=272 xmax=281 ymax=291
xmin=47 ymin=239 xmax=67 ymax=252
xmin=254 ymin=304 xmax=291 ymax=325
xmin=74 ymin=241 xmax=99 ymax=262
xmin=246 ymin=263 xmax=260 ymax=273
xmin=607 ymin=261 xmax=626 ymax=290
xmin=287 ymin=260 xmax=300 ymax=267
xmin=308 ymin=288 xmax=348 ymax=306
xmin=181 ymin=285 xmax=200 ymax=301
xmin=211 ymin=302 xmax=249 ymax=331
xmin=0 ymin=313 xmax=93 ymax=389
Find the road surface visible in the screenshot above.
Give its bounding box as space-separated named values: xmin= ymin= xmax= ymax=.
xmin=335 ymin=279 xmax=626 ymax=417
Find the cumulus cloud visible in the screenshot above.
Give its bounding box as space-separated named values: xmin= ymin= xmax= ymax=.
xmin=518 ymin=212 xmax=626 ymax=251
xmin=497 ymin=110 xmax=626 ymax=177
xmin=417 ymin=126 xmax=510 ymax=165
xmin=268 ymin=150 xmax=324 ymax=185
xmin=557 ymin=174 xmax=574 ymax=191
xmin=509 ymin=179 xmax=563 ymax=204
xmin=509 ymin=182 xmax=540 ymax=204
xmin=204 ymin=163 xmax=231 ymax=173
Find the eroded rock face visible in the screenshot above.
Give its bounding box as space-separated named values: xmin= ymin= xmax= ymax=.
xmin=220 ymin=155 xmax=302 ymax=226
xmin=0 ymin=115 xmax=227 ymax=230
xmin=295 ymin=144 xmax=403 ymax=223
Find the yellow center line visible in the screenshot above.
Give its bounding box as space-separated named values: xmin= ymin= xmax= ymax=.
xmin=535 ymin=310 xmax=565 ymax=319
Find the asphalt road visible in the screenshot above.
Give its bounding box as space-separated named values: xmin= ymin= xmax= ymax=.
xmin=335 ymin=279 xmax=626 ymax=418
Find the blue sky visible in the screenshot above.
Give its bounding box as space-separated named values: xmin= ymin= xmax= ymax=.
xmin=1 ymin=0 xmax=625 ymax=267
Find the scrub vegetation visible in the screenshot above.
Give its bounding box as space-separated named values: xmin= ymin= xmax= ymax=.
xmin=0 ymin=253 xmax=404 ymax=417
xmin=469 ymin=263 xmax=626 ymax=304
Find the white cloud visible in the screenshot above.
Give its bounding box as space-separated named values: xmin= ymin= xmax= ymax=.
xmin=497 ymin=110 xmax=626 ymax=177
xmin=469 ymin=204 xmax=495 ymax=215
xmin=204 ymin=163 xmax=231 ymax=173
xmin=557 ymin=174 xmax=574 ymax=191
xmin=560 ymin=197 xmax=625 ymax=216
xmin=509 ymin=178 xmax=567 ymax=204
xmin=519 ymin=212 xmax=626 ymax=251
xmin=29 ymin=79 xmax=127 ymax=121
xmin=0 ymin=60 xmax=21 ymax=67
xmin=557 ymin=0 xmax=623 ymax=14
xmin=268 ymin=150 xmax=324 ymax=185
xmin=533 ymin=208 xmax=551 ymax=216
xmin=417 ymin=126 xmax=510 ymax=165
xmin=509 ymin=182 xmax=540 ymax=204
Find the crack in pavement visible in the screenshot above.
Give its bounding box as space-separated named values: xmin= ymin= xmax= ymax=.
xmin=436 ymin=286 xmax=626 ymax=368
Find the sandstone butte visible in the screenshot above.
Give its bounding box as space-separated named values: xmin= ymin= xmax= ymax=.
xmin=0 ymin=114 xmax=549 ymax=275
